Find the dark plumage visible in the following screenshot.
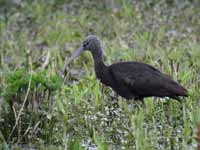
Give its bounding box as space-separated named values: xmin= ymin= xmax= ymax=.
xmin=63 ymin=35 xmax=188 ymax=102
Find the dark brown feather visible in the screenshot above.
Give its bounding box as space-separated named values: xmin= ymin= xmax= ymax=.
xmin=66 ymin=35 xmax=188 ymax=102
xmin=98 ymin=61 xmax=189 ymax=100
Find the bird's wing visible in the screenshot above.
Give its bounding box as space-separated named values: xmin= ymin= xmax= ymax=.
xmin=109 ymin=62 xmax=183 ymax=97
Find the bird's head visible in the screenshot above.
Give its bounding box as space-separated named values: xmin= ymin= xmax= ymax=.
xmin=82 ymin=35 xmax=102 ymax=53
xmin=64 ymin=35 xmax=103 ymax=67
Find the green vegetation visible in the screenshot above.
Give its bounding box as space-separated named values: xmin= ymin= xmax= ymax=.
xmin=0 ymin=0 xmax=200 ymax=149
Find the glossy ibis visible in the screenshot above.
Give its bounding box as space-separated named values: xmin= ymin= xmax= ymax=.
xmin=63 ymin=35 xmax=188 ymax=103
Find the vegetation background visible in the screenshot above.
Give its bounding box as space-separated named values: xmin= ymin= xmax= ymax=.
xmin=0 ymin=0 xmax=199 ymax=149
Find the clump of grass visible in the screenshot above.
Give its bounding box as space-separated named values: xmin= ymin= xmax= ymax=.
xmin=0 ymin=68 xmax=62 ymax=144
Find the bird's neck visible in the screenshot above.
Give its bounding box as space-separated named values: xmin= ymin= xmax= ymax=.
xmin=92 ymin=51 xmax=103 ymax=63
xmin=91 ymin=51 xmax=107 ymax=76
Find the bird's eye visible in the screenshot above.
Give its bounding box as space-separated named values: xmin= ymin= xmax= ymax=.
xmin=83 ymin=41 xmax=89 ymax=47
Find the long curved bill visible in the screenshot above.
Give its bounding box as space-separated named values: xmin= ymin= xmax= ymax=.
xmin=62 ymin=46 xmax=83 ymax=75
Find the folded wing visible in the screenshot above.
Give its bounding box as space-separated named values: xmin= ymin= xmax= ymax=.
xmin=110 ymin=62 xmax=188 ymax=99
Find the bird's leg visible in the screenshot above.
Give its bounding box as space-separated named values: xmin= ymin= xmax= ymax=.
xmin=101 ymin=84 xmax=105 ymax=100
xmin=140 ymin=98 xmax=145 ymax=105
xmin=139 ymin=97 xmax=147 ymax=110
xmin=134 ymin=97 xmax=146 ymax=108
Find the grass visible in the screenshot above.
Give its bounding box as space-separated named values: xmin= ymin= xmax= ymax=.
xmin=0 ymin=0 xmax=200 ymax=149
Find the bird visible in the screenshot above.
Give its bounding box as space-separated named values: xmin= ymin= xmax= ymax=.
xmin=62 ymin=35 xmax=188 ymax=103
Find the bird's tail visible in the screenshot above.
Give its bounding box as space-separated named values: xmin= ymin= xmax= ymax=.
xmin=166 ymin=80 xmax=188 ymax=97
